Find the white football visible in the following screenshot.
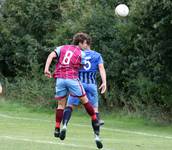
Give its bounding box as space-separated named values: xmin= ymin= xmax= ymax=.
xmin=115 ymin=4 xmax=129 ymax=17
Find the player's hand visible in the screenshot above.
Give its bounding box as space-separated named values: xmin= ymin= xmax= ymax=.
xmin=44 ymin=69 xmax=52 ymax=78
xmin=99 ymin=82 xmax=106 ymax=94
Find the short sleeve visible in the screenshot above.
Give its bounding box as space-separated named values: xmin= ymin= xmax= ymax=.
xmin=98 ymin=55 xmax=104 ymax=64
xmin=81 ymin=51 xmax=86 ymax=65
xmin=54 ymin=46 xmax=62 ymax=57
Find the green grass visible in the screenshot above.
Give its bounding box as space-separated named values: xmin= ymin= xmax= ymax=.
xmin=0 ymin=98 xmax=172 ymax=150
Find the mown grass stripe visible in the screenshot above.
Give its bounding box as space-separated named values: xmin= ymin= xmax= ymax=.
xmin=0 ymin=113 xmax=172 ymax=140
xmin=0 ymin=135 xmax=96 ymax=150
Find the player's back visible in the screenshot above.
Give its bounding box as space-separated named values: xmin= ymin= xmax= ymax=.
xmin=79 ymin=49 xmax=103 ymax=84
xmin=53 ymin=45 xmax=85 ymax=79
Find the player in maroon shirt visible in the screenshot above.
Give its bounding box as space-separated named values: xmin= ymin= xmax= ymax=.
xmin=44 ymin=33 xmax=99 ymax=142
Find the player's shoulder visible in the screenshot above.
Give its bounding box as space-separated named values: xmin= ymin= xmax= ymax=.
xmin=54 ymin=45 xmax=64 ymax=56
xmin=56 ymin=44 xmax=75 ymax=48
xmin=56 ymin=45 xmax=81 ymax=51
xmin=55 ymin=45 xmax=63 ymax=50
xmin=89 ymin=49 xmax=102 ymax=57
xmin=58 ymin=45 xmax=71 ymax=49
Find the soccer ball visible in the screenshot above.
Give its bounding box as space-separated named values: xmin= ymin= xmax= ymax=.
xmin=115 ymin=4 xmax=129 ymax=17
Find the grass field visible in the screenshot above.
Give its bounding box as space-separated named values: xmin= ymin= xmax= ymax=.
xmin=0 ymin=99 xmax=172 ymax=150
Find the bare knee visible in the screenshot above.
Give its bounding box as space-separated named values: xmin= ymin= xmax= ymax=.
xmin=79 ymin=95 xmax=89 ymax=104
xmin=57 ymin=97 xmax=66 ymax=109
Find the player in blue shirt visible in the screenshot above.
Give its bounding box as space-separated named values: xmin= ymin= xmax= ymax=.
xmin=59 ymin=37 xmax=107 ymax=149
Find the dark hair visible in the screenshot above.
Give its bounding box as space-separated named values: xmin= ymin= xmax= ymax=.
xmin=87 ymin=35 xmax=92 ymax=46
xmin=72 ymin=32 xmax=89 ymax=45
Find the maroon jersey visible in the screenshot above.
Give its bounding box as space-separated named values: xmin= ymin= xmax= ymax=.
xmin=53 ymin=45 xmax=85 ymax=79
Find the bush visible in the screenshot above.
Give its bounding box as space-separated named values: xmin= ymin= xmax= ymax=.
xmin=4 ymin=75 xmax=56 ymax=109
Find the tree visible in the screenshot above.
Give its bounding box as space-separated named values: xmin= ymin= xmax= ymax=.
xmin=0 ymin=0 xmax=62 ymax=76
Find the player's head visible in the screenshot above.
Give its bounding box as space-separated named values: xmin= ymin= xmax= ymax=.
xmin=86 ymin=35 xmax=92 ymax=49
xmin=73 ymin=32 xmax=89 ymax=49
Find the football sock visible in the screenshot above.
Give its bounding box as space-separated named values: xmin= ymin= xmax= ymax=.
xmin=96 ymin=112 xmax=100 ymax=120
xmin=92 ymin=119 xmax=100 ymax=136
xmin=55 ymin=109 xmax=64 ymax=128
xmin=62 ymin=106 xmax=73 ymax=126
xmin=83 ymin=102 xmax=97 ymax=120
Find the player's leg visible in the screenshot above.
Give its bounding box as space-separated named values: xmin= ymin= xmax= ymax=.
xmin=80 ymin=95 xmax=102 ymax=149
xmin=63 ymin=96 xmax=80 ymax=125
xmin=76 ymin=83 xmax=100 ymax=137
xmin=89 ymin=86 xmax=104 ymax=126
xmin=87 ymin=84 xmax=101 ymax=130
xmin=66 ymin=79 xmax=97 ymax=121
xmin=59 ymin=96 xmax=79 ymax=140
xmin=60 ymin=79 xmax=99 ymax=140
xmin=54 ymin=78 xmax=67 ymax=138
xmin=87 ymin=84 xmax=103 ymax=149
xmin=54 ymin=98 xmax=66 ymax=137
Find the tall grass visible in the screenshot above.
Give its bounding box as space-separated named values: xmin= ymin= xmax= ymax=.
xmin=3 ymin=75 xmax=56 ymax=109
xmin=1 ymin=74 xmax=171 ymax=124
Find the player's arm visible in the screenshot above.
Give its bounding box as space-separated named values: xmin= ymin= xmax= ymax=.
xmin=98 ymin=63 xmax=107 ymax=94
xmin=44 ymin=51 xmax=57 ymax=78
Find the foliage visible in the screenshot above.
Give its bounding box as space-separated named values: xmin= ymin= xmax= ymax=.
xmin=0 ymin=0 xmax=172 ymax=121
xmin=4 ymin=75 xmax=55 ymax=108
xmin=0 ymin=0 xmax=62 ymax=76
xmin=118 ymin=0 xmax=172 ymax=105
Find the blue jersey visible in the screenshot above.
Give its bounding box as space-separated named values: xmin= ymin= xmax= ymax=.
xmin=79 ymin=49 xmax=103 ymax=84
